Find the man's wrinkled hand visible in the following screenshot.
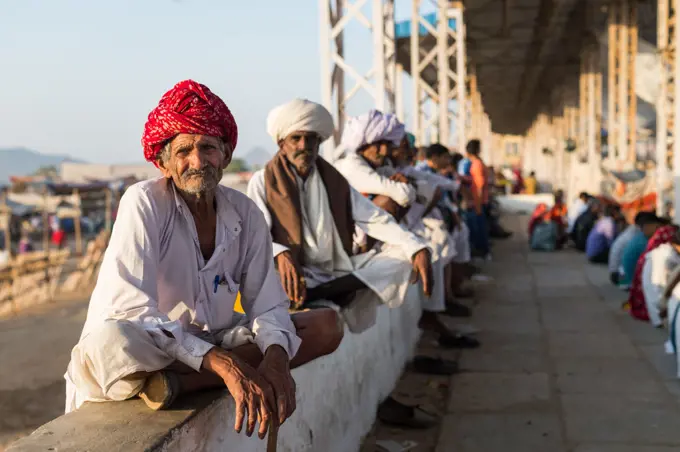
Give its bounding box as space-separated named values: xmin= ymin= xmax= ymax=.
xmin=275 ymin=251 xmax=306 ymax=308
xmin=410 ymin=248 xmax=434 ymax=297
xmin=258 ymin=345 xmax=296 ymax=427
xmin=202 ymin=348 xmax=277 ymax=439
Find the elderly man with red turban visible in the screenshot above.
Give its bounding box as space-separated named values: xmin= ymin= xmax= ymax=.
xmin=63 ymin=81 xmax=343 ymax=440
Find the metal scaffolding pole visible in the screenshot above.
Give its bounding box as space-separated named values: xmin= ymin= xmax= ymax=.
xmin=657 ymin=0 xmax=676 ymax=214
xmin=410 ymin=0 xmax=466 ymax=148
xmin=319 ymin=0 xmax=397 ymax=150
xmin=607 ymin=0 xmax=638 ymax=162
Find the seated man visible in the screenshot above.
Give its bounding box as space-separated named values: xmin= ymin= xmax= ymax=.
xmin=249 ymin=99 xmax=454 ymax=427
xmin=567 ymin=192 xmax=590 ymax=236
xmin=528 ymin=204 xmax=559 ymax=252
xmin=572 ymin=199 xmax=600 ymax=251
xmin=64 ymin=81 xmax=342 ymax=440
xmin=609 ymin=217 xmax=637 ymax=285
xmin=585 ymin=205 xmax=618 ymax=263
xmin=620 ymin=213 xmax=666 ymax=288
xmin=400 ymin=142 xmax=476 ymax=298
xmin=247 ymin=98 xmax=432 ymax=325
xmin=627 ymin=223 xmax=680 ymax=321
xmin=642 ymin=230 xmax=680 ymax=327
xmin=549 ymin=190 xmax=568 ymax=246
xmin=331 ymin=110 xmax=479 ymax=349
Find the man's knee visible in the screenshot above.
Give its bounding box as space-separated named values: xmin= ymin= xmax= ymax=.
xmin=81 ymin=319 xmax=137 ymax=350
xmin=300 ymin=308 xmax=344 ymax=355
xmin=318 ymin=309 xmax=344 ymax=354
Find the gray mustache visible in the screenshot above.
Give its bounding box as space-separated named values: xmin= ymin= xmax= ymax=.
xmin=183 ymin=167 xmax=218 ymax=179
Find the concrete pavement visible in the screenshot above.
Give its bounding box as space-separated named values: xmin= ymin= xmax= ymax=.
xmin=0 ymin=296 xmax=88 ymax=450
xmin=436 ymin=216 xmax=680 ymax=452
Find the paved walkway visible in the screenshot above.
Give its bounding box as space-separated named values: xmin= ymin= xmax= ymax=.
xmin=436 ymin=216 xmax=680 ymax=452
xmin=0 ymin=296 xmax=88 ymax=450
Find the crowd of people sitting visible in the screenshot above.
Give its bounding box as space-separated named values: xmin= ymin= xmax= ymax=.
xmin=528 ymin=186 xmax=680 ymax=379
xmin=63 ymin=82 xmax=514 ymax=439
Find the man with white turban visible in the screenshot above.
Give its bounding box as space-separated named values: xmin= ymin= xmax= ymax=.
xmin=249 ymin=99 xmax=461 ymax=428
xmin=247 ymin=99 xmax=433 ymax=328
xmin=332 ymin=110 xmax=480 ymax=349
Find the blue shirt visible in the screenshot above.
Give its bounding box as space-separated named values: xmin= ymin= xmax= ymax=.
xmin=620 ymin=230 xmax=648 ymax=285
xmin=414 ymin=161 xmax=434 ymax=173
xmin=585 ymin=216 xmax=616 ymax=258
xmin=457 ymin=158 xmax=472 ymax=176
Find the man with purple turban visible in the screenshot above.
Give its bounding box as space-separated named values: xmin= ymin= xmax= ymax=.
xmin=64 ymin=81 xmax=343 ymax=440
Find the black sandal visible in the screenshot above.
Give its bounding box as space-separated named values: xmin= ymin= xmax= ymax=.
xmin=377 ymin=397 xmax=437 ymax=429
xmin=442 ymin=302 xmax=472 ymax=317
xmin=438 ymin=332 xmax=480 ymax=349
xmin=411 ymin=356 xmax=459 ymax=375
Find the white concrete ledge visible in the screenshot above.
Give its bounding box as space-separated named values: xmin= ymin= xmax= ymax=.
xmin=8 ymin=286 xmax=422 ymax=452
xmin=497 ymin=194 xmax=554 ymax=215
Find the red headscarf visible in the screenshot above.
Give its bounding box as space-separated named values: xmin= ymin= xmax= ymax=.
xmin=141 ymin=80 xmax=238 ymax=166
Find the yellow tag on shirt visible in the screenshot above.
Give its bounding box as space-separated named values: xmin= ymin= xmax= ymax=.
xmin=234 ymin=292 xmax=244 ymax=314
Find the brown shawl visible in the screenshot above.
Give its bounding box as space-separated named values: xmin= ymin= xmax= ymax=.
xmin=264 ymin=151 xmax=355 ymax=267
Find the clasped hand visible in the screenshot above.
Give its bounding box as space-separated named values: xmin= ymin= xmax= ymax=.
xmin=202 ymin=345 xmax=296 ymax=439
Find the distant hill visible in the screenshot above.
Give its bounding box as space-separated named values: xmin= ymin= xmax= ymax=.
xmin=0 ymin=147 xmax=85 ymax=185
xmin=241 ymin=146 xmax=273 ymax=169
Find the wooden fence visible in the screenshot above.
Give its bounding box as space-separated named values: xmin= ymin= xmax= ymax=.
xmin=0 ymin=231 xmax=109 ymax=317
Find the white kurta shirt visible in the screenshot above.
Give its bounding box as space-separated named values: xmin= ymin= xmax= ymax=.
xmin=334 ymin=152 xmax=416 ymax=207
xmin=247 ymin=168 xmax=426 ymax=268
xmin=608 ymin=224 xmax=638 ymax=274
xmin=70 ymin=178 xmax=301 ymax=373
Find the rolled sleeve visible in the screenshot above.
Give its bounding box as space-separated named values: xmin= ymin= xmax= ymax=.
xmin=167 ymin=332 xmax=215 ymax=371
xmin=336 ymin=155 xmax=416 ymax=207
xmin=240 ymin=204 xmax=302 ymax=359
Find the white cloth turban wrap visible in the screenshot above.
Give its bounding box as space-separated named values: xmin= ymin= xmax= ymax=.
xmin=340 ymin=109 xmax=406 ymax=152
xmin=266 ymin=98 xmax=335 ymax=143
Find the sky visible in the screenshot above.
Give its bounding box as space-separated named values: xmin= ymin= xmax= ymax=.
xmin=0 ymin=0 xmax=421 ymax=164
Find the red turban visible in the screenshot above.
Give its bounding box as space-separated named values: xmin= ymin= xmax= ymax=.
xmin=141 ymin=80 xmax=238 ymax=166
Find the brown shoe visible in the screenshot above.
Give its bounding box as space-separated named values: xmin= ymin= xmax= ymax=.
xmin=139 ymin=371 xmax=180 ymax=410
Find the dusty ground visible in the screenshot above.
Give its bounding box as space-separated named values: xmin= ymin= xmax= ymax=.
xmin=0 ymin=294 xmax=90 ymax=450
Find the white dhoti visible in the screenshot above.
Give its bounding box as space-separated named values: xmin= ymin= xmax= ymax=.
xmin=65 ymin=316 xmax=254 ymax=413
xmin=403 ymin=209 xmax=456 ymax=314
xmin=304 ymin=243 xmax=415 ymax=333
xmin=452 ymin=222 xmax=471 ymax=264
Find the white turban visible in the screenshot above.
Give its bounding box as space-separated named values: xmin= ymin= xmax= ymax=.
xmin=340 ymin=109 xmax=405 ymax=152
xmin=266 ymin=98 xmax=335 ymax=143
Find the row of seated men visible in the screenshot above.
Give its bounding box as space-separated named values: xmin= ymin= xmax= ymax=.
xmin=580 ymin=197 xmax=680 ymax=379
xmin=60 ymin=80 xmax=498 ymax=439
xmin=531 ymin=188 xmax=680 ymax=380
